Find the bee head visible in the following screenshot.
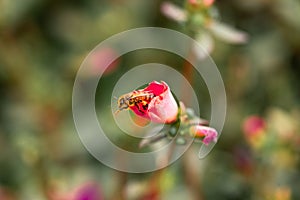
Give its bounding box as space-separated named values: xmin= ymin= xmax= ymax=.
xmin=117 ymin=96 xmax=129 ymax=110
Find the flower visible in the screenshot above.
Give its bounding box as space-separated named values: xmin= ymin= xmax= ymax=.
xmin=188 ymin=0 xmax=198 ymax=6
xmin=189 ymin=125 xmax=218 ymax=145
xmin=203 ymin=0 xmax=215 ymax=7
xmin=207 ymin=21 xmax=248 ymax=44
xmin=89 ymin=47 xmax=119 ymax=76
xmin=161 ymin=1 xmax=248 ymax=48
xmin=129 ymin=81 xmax=179 ymax=124
xmin=242 ymin=115 xmax=267 ymax=149
xmin=243 ymin=115 xmax=266 ymax=138
xmin=75 ymin=182 xmax=103 ymax=200
xmin=188 ymin=0 xmax=215 ymax=7
xmin=47 ymin=181 xmax=103 ymax=200
xmin=160 ymin=2 xmax=187 ymax=22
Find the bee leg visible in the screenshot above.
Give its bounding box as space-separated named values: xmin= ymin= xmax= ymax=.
xmin=135 ymin=102 xmax=144 ymax=114
xmin=142 ymin=104 xmax=148 ymax=110
xmin=114 ymin=110 xmax=120 ymax=115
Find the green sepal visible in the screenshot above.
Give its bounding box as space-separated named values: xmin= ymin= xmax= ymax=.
xmin=135 ymin=83 xmax=149 ymax=90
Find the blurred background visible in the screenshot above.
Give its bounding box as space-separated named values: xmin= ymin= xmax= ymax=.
xmin=1 ymin=0 xmax=300 ymax=199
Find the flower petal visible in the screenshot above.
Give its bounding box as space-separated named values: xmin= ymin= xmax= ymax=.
xmin=208 ymin=21 xmax=248 ymax=44
xmin=127 ymin=81 xmax=178 ymax=124
xmin=190 ymin=125 xmax=218 ymax=145
xmin=148 ymin=82 xmax=178 ymax=123
xmin=161 ymin=1 xmax=187 ymax=22
xmin=143 ymin=81 xmax=167 ymax=96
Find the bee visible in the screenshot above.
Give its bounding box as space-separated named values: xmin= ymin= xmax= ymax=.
xmin=115 ymin=91 xmax=155 ymax=114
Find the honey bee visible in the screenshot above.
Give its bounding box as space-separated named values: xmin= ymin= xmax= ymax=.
xmin=115 ymin=91 xmax=155 ymax=114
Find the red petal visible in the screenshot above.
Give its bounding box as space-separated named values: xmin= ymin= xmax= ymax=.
xmin=143 ymin=81 xmax=167 ymax=96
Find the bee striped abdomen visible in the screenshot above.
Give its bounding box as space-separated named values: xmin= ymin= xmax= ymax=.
xmin=116 ymin=90 xmax=155 ymax=114
xmin=129 ymin=92 xmax=155 ymax=114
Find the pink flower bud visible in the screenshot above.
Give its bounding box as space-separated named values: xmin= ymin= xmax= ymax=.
xmin=47 ymin=182 xmax=103 ymax=200
xmin=188 ymin=0 xmax=214 ymax=7
xmin=75 ymin=182 xmax=103 ymax=200
xmin=203 ymin=0 xmax=214 ymax=7
xmin=188 ymin=0 xmax=198 ymax=6
xmin=89 ymin=47 xmax=119 ymax=76
xmin=189 ymin=125 xmax=218 ymax=145
xmin=129 ymin=81 xmax=179 ymax=124
xmin=243 ymin=115 xmax=266 ymax=138
xmin=242 ymin=115 xmax=266 ymax=149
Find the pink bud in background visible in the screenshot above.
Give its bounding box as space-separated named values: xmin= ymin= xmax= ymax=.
xmin=243 ymin=115 xmax=266 ymax=138
xmin=129 ymin=81 xmax=179 ymax=124
xmin=75 ymin=182 xmax=103 ymax=200
xmin=242 ymin=115 xmax=267 ymax=149
xmin=47 ymin=182 xmax=103 ymax=200
xmin=189 ymin=125 xmax=218 ymax=145
xmin=203 ymin=0 xmax=215 ymax=7
xmin=188 ymin=0 xmax=214 ymax=7
xmin=188 ymin=0 xmax=198 ymax=6
xmin=89 ymin=47 xmax=119 ymax=76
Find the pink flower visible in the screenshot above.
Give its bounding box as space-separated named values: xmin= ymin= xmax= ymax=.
xmin=188 ymin=0 xmax=215 ymax=7
xmin=47 ymin=182 xmax=103 ymax=200
xmin=243 ymin=115 xmax=266 ymax=137
xmin=242 ymin=115 xmax=267 ymax=149
xmin=129 ymin=81 xmax=179 ymax=124
xmin=89 ymin=47 xmax=119 ymax=76
xmin=75 ymin=182 xmax=103 ymax=200
xmin=188 ymin=0 xmax=198 ymax=6
xmin=203 ymin=0 xmax=215 ymax=7
xmin=189 ymin=125 xmax=218 ymax=145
